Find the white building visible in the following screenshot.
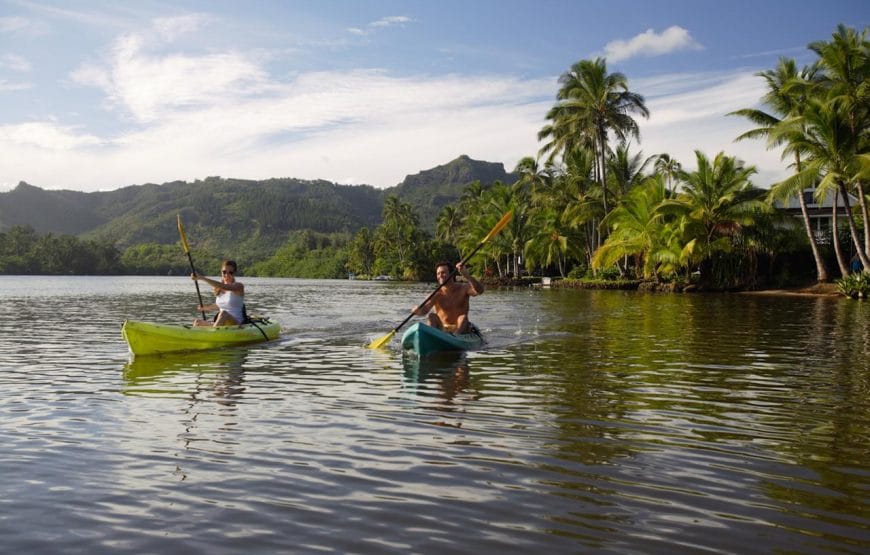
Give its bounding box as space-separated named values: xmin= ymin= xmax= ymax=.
xmin=774 ymin=187 xmax=858 ymax=243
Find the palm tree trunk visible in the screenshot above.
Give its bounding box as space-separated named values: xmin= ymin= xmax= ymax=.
xmin=855 ymin=181 xmax=869 ymax=257
xmin=832 ymin=190 xmax=850 ymax=276
xmin=797 ymin=193 xmax=829 ymax=281
xmin=793 ymin=154 xmax=829 ymax=282
xmin=839 ymin=182 xmax=870 ymax=270
xmin=598 ymin=125 xmax=609 ymax=217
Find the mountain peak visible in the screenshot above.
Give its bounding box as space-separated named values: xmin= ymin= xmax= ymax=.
xmin=387 ymin=155 xmax=517 ymax=231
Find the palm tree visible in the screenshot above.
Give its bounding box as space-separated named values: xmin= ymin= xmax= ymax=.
xmin=608 ymin=142 xmax=655 ymax=198
xmin=809 ymin=24 xmax=870 ymax=257
xmin=654 ymin=153 xmax=682 ymax=197
xmin=593 ymin=175 xmax=669 ymax=280
xmin=773 ymin=97 xmax=870 ymax=273
xmin=435 ymin=205 xmax=461 ymax=246
xmin=539 ymin=58 xmax=649 ymax=217
xmin=729 ymin=57 xmax=830 ymax=282
xmin=524 ymin=206 xmax=572 ymax=277
xmin=513 ymin=156 xmax=551 ymax=197
xmin=374 ymin=196 xmax=421 ymax=277
xmin=560 ymin=147 xmax=606 ymax=262
xmin=668 ymin=151 xmax=769 ymax=286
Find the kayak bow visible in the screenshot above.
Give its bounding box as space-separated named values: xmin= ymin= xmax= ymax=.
xmin=401 ymin=322 xmax=483 ymax=356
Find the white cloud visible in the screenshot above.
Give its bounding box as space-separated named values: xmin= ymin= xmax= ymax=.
xmin=152 ymin=13 xmax=213 ymax=41
xmin=638 ymin=70 xmax=787 ymax=187
xmin=348 ymin=15 xmax=412 ymax=36
xmin=0 ymin=80 xmax=32 ymax=91
xmin=4 ymin=28 xmax=552 ymax=190
xmin=1 ymin=53 xmax=32 ymax=72
xmin=0 ymin=22 xmax=791 ymax=194
xmin=0 ymin=121 xmax=104 ymax=149
xmin=71 ymin=31 xmax=267 ymax=123
xmin=602 ymin=26 xmax=702 ymax=63
xmin=0 ymin=16 xmax=30 ymax=33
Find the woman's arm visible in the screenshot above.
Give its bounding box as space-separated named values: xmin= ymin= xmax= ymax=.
xmin=192 ymin=273 xmax=244 ymax=294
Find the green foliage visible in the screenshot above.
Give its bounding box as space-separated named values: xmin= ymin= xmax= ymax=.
xmin=121 ymin=243 xmax=194 ymax=276
xmin=566 ymin=264 xmax=588 ymax=279
xmin=836 ymin=271 xmax=870 ymax=298
xmin=0 ymin=225 xmax=123 ymax=274
xmin=248 ymin=230 xmax=351 ymax=278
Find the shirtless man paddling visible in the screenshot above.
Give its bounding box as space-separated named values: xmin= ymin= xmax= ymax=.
xmin=413 ymin=261 xmax=484 ymax=335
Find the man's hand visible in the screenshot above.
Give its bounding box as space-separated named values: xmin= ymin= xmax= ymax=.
xmin=456 ymin=262 xmax=470 ymax=278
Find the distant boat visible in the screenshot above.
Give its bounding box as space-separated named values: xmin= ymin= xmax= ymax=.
xmin=373 ymin=275 xmax=393 ymax=281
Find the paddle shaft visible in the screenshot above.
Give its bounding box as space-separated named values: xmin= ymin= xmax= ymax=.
xmin=185 ymin=251 xmax=207 ymax=320
xmin=178 ymin=215 xmax=207 ymax=320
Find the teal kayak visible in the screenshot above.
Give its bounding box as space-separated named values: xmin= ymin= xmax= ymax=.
xmin=401 ymin=322 xmax=483 ymax=356
xmin=122 ymin=319 xmax=280 ymax=356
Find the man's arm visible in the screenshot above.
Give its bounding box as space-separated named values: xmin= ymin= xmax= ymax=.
xmin=457 ymin=262 xmax=484 ymax=296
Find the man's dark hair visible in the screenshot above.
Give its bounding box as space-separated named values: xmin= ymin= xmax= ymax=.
xmin=435 ymin=260 xmax=455 ymax=281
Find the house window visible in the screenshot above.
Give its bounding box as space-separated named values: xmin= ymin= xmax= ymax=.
xmin=803 ymin=190 xmax=816 ymax=206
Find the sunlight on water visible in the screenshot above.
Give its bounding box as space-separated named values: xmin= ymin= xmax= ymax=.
xmin=0 ymin=276 xmax=868 ymax=553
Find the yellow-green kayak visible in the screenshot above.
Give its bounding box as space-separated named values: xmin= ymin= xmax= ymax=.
xmin=121 ymin=319 xmax=280 ymax=356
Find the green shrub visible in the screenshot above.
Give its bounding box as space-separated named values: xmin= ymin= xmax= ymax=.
xmin=836 ymin=272 xmax=870 ymax=299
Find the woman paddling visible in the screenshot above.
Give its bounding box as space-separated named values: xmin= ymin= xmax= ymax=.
xmin=191 ymin=260 xmax=245 ymax=327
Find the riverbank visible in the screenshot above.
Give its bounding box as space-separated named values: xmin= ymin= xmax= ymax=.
xmin=739 ymin=282 xmax=840 ymax=297
xmin=481 ymin=276 xmax=843 ymax=297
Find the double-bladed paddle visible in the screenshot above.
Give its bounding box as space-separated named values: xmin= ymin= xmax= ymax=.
xmin=177 ymin=214 xmax=207 ymax=319
xmin=367 ymin=209 xmax=513 ymax=349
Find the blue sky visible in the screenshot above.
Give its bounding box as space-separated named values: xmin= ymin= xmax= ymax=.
xmin=0 ymin=0 xmax=866 ymax=192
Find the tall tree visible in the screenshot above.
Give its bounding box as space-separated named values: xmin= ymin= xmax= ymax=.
xmin=654 ymin=153 xmax=682 ymax=197
xmin=670 ymin=151 xmax=769 ymax=286
xmin=773 ymin=97 xmax=870 ymax=272
xmin=729 ymin=57 xmax=831 ymax=282
xmin=593 ymin=175 xmax=669 ymax=280
xmin=809 ymin=24 xmax=870 ymax=257
xmin=538 ymin=58 xmax=649 ymax=217
xmin=435 ymin=205 xmax=461 ymax=246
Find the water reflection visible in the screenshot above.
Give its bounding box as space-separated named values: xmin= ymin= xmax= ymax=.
xmin=402 ymin=352 xmax=476 ymax=403
xmin=123 ymin=348 xmax=248 ymax=404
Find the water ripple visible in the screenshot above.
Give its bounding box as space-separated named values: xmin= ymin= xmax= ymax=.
xmin=1 ymin=278 xmax=868 ymax=553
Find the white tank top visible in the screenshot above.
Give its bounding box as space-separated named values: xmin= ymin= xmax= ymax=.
xmin=215 ymin=290 xmax=244 ymax=323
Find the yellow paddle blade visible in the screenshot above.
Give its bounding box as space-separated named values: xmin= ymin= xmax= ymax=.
xmin=177 ymin=214 xmax=191 ymax=253
xmin=367 ymin=329 xmax=396 ymax=350
xmin=481 ymin=210 xmax=513 ymax=244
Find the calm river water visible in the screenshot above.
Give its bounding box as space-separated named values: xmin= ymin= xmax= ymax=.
xmin=1 ymin=275 xmax=868 ymax=554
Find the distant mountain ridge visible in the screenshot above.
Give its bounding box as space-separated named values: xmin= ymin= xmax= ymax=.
xmin=385 ymin=154 xmax=517 ymax=230
xmin=0 ymin=155 xmax=518 ymax=256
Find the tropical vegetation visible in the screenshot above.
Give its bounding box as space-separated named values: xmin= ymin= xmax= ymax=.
xmin=1 ymin=24 xmax=867 ymax=298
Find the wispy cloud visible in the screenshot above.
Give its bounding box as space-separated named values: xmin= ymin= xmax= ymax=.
xmin=602 ymin=26 xmax=702 ymax=63
xmin=0 ymin=15 xmax=48 ymax=36
xmin=70 ymin=21 xmax=268 ymax=123
xmin=0 ymin=80 xmax=32 ymax=91
xmin=2 ymin=18 xmax=550 ymax=190
xmin=0 ymin=19 xmax=791 ymax=192
xmin=0 ymin=15 xmax=29 ymax=32
xmin=0 ymin=53 xmax=32 ymax=72
xmin=347 ymin=15 xmax=412 ymax=36
xmin=152 ymin=13 xmax=213 ymax=42
xmin=0 ymin=121 xmax=104 ymax=149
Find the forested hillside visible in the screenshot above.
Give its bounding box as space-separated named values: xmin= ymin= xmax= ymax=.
xmin=386 ymin=154 xmax=517 ymax=231
xmin=0 ymin=155 xmax=516 ymax=273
